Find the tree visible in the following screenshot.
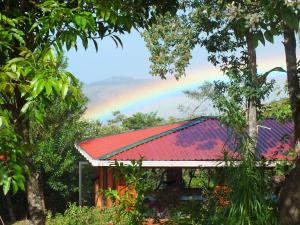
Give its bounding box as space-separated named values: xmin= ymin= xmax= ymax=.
xmin=0 ymin=49 xmax=79 ymax=224
xmin=0 ymin=1 xmax=178 ymax=224
xmin=144 ymin=1 xmax=300 ymax=223
xmin=258 ymin=1 xmax=300 ymax=223
xmin=263 ymin=98 xmax=292 ymax=121
xmin=143 ymin=0 xmax=283 ymax=152
xmin=108 ymin=111 xmax=164 ymax=130
xmin=31 ymin=86 xmax=88 ymax=213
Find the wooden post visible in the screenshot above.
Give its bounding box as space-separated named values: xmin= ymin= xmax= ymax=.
xmin=94 ymin=167 xmax=116 ymax=208
xmin=107 ymin=168 xmax=114 ymax=208
xmin=79 ymin=161 xmax=89 ymax=206
xmin=94 ymin=167 xmax=138 ymax=209
xmin=94 ymin=167 xmax=103 ymax=208
xmin=116 ymin=177 xmax=127 ymax=201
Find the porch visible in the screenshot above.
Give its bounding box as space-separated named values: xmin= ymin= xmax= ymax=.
xmin=76 ymin=117 xmax=293 ymax=209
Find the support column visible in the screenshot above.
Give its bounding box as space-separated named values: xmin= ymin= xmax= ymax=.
xmin=116 ymin=177 xmax=127 ymax=201
xmin=94 ymin=167 xmax=103 ymax=208
xmin=107 ymin=168 xmax=114 ymax=208
xmin=94 ymin=167 xmax=115 ymax=208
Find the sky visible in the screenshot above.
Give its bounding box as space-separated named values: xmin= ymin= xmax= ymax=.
xmin=66 ymin=30 xmax=289 ymax=84
xmin=65 ymin=30 xmax=296 ymax=121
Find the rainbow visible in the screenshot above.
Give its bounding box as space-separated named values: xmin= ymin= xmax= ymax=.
xmin=84 ymin=56 xmax=287 ymax=121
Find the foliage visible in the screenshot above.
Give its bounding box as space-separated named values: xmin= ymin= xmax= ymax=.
xmin=144 ymin=0 xmax=299 ymax=79
xmin=263 ymin=98 xmax=292 ymax=121
xmin=29 ymin=84 xmax=166 ymax=212
xmin=143 ymin=8 xmax=198 ymax=79
xmin=143 ymin=1 xmax=295 ymax=224
xmin=30 ymin=82 xmax=90 ymax=211
xmin=0 ymin=0 xmax=178 ymax=198
xmin=143 ymin=1 xmax=287 ymax=155
xmin=0 ymin=49 xmax=80 ymax=196
xmin=167 ymin=171 xmax=219 ymax=225
xmin=46 ymin=203 xmax=129 ymax=225
xmin=222 ymin=140 xmax=279 ymax=225
xmin=0 ymin=127 xmax=26 ymax=195
xmin=0 ymin=0 xmax=178 ymax=56
xmin=209 ymin=77 xmax=280 ymax=224
xmin=108 ymin=111 xmax=164 ymax=130
xmin=104 ymin=160 xmax=155 ymax=225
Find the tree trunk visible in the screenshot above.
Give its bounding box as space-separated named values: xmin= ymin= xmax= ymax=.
xmin=279 ymin=25 xmax=300 ymax=225
xmin=23 ymin=131 xmax=46 ymax=224
xmin=14 ymin=89 xmax=46 ymax=225
xmin=245 ymin=31 xmax=258 ymax=153
xmin=283 ymin=26 xmax=300 ymax=154
xmin=27 ymin=170 xmax=45 ymax=225
xmin=6 ymin=194 xmax=16 ymax=223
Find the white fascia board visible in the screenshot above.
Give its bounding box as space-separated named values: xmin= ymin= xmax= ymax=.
xmin=93 ymin=160 xmax=280 ymax=167
xmin=95 ymin=160 xmax=228 ymax=167
xmin=75 ymin=142 xmax=100 ymax=166
xmin=75 ymin=143 xmax=281 ymax=168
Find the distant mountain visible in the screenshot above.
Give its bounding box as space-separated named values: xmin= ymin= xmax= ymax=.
xmin=83 ymin=76 xmax=151 ymax=104
xmin=82 ymin=75 xmax=288 ymax=121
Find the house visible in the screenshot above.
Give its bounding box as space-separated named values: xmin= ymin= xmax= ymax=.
xmin=75 ymin=117 xmax=294 ymax=208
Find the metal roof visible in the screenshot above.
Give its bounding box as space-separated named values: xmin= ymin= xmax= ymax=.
xmin=77 ymin=117 xmax=294 ymax=165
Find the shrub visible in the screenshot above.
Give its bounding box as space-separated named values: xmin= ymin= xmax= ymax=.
xmin=220 ymin=138 xmax=279 ymax=225
xmin=46 ymin=203 xmax=129 ymax=225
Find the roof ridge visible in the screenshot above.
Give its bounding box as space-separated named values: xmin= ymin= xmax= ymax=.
xmin=98 ymin=116 xmax=216 ymax=160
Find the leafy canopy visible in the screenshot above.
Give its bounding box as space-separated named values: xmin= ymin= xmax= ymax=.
xmin=0 ymin=0 xmax=178 ymax=195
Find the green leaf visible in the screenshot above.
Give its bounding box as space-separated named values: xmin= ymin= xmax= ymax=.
xmin=262 ymin=67 xmax=286 ymax=78
xmin=33 ymin=79 xmax=45 ymax=97
xmin=11 ymin=180 xmax=18 ymax=194
xmin=282 ymin=11 xmax=299 ymax=30
xmin=18 ymin=180 xmax=25 ymax=191
xmin=70 ymin=86 xmax=78 ymax=96
xmin=13 ymin=174 xmax=25 ymax=191
xmin=13 ymin=164 xmax=22 ymax=174
xmin=92 ymin=39 xmax=98 ymax=52
xmin=8 ymin=57 xmax=24 ymax=64
xmin=100 ymin=10 xmax=106 ymax=19
xmin=51 ymin=79 xmax=62 ymax=95
xmin=256 ymin=31 xmax=265 ymax=46
xmin=21 ymin=101 xmax=32 ymax=114
xmin=5 ymin=71 xmax=17 ymax=80
xmin=3 ymin=177 xmax=11 ymax=195
xmin=74 ymin=15 xmax=87 ymax=29
xmin=34 ymin=110 xmax=44 ymax=123
xmin=66 ymin=38 xmax=72 ymax=51
xmin=45 ymin=82 xmax=53 ymax=96
xmin=104 ymin=11 xmax=111 ymax=21
xmin=29 ymin=21 xmax=40 ymax=32
xmin=12 ymin=33 xmax=25 ymax=44
xmin=11 ymin=64 xmax=17 ymax=72
xmin=80 ymin=35 xmax=88 ymax=49
xmin=112 ymin=35 xmax=123 ymax=48
xmin=264 ymin=30 xmax=274 ymax=43
xmin=61 ymin=83 xmax=69 ymax=99
xmin=0 ymin=116 xmax=8 ymax=127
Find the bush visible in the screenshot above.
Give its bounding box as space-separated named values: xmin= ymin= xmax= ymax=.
xmin=46 ymin=203 xmax=129 ymax=225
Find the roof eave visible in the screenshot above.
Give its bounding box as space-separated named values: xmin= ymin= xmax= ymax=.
xmin=74 ymin=144 xmax=282 ymax=168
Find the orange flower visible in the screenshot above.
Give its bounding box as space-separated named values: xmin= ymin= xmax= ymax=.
xmin=213 ymin=184 xmax=231 ymax=207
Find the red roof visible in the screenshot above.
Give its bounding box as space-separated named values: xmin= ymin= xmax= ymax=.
xmin=78 ymin=117 xmax=294 ymax=161
xmin=79 ymin=121 xmax=187 ymax=159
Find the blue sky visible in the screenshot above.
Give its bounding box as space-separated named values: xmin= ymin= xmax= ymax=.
xmin=66 ymin=30 xmax=294 ymax=84
xmin=65 ymin=30 xmax=298 ymax=121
